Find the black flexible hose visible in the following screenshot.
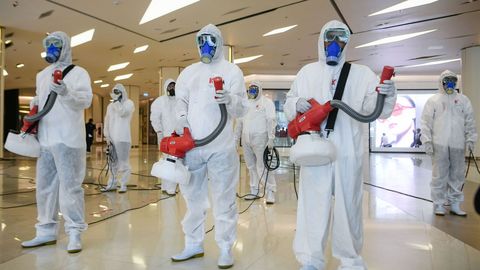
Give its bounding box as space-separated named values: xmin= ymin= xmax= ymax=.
xmin=194 ymin=104 xmax=227 ymax=146
xmin=24 ymin=92 xmax=58 ymax=122
xmin=263 ymin=146 xmax=280 ymax=171
xmin=330 ymin=94 xmax=386 ymax=123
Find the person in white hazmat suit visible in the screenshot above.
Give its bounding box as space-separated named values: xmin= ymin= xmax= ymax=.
xmin=150 ymin=79 xmax=178 ymax=195
xmin=421 ymin=70 xmax=477 ymax=216
xmin=284 ymin=20 xmax=397 ymax=270
xmin=102 ymin=84 xmax=134 ymax=193
xmin=21 ymin=31 xmax=92 ymax=253
xmin=234 ymin=81 xmax=277 ymax=203
xmin=171 ymin=24 xmax=248 ymax=269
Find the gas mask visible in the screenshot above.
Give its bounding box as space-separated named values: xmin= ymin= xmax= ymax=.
xmin=197 ymin=34 xmax=217 ymax=64
xmin=167 ymin=82 xmax=176 ymax=97
xmin=324 ymin=28 xmax=349 ymax=66
xmin=110 ymin=88 xmax=122 ymax=102
xmin=442 ymin=76 xmax=457 ymax=94
xmin=43 ymin=37 xmax=63 ymax=64
xmin=247 ymin=85 xmax=259 ymax=99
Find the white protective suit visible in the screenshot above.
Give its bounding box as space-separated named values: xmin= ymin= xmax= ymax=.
xmin=234 ymin=81 xmax=277 ymax=195
xmin=104 ymin=84 xmax=135 ymax=190
xmin=175 ymin=24 xmax=248 ymax=251
xmin=420 ymin=70 xmax=478 ymax=206
xmin=150 ymin=79 xmax=178 ymax=194
xmin=285 ymin=21 xmax=396 ymax=270
xmin=33 ymin=31 xmax=92 ymax=238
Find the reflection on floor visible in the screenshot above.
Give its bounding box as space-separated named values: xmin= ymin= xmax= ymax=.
xmin=1 ymin=145 xmax=479 ymax=269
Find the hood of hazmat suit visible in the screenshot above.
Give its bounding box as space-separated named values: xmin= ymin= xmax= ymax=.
xmin=104 ymin=83 xmax=135 ymax=143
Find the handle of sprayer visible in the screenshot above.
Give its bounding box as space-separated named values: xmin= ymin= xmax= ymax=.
xmin=213 ymin=76 xmax=223 ymax=99
xmin=24 ymin=69 xmax=62 ymax=122
xmin=376 ymin=66 xmax=395 ymax=92
xmin=53 ymin=70 xmax=62 ymax=84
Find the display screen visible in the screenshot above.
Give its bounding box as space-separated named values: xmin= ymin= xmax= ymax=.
xmin=370 ymin=91 xmax=436 ymax=152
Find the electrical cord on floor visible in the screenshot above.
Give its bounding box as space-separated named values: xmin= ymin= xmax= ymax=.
xmin=87 ymin=193 xmax=175 ymax=226
xmin=0 ymin=202 xmax=38 ymax=209
xmin=363 ymin=182 xmax=433 ymax=203
xmin=205 ymin=225 xmax=215 ymax=234
xmin=0 ymin=174 xmax=36 ymax=196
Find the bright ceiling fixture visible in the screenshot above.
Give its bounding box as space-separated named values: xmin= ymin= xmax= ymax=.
xmin=355 ymin=29 xmax=436 ymax=48
xmin=41 ymin=52 xmax=46 ymax=58
xmin=234 ymin=55 xmax=263 ymax=64
xmin=134 ymin=45 xmax=149 ymax=53
xmin=100 ymin=84 xmax=110 ymax=88
xmin=16 ymin=63 xmax=25 ymax=68
xmin=108 ymin=62 xmax=130 ymax=72
xmin=263 ymin=25 xmax=298 ymax=37
xmin=5 ymin=40 xmax=12 ymax=45
xmin=94 ymin=80 xmax=103 ymax=84
xmin=139 ymin=0 xmax=200 ymax=25
xmin=2 ymin=69 xmax=8 ymax=76
xmin=114 ymin=73 xmax=133 ymax=81
xmin=369 ymin=0 xmax=438 ymax=16
xmin=71 ymin=29 xmax=95 ymax=47
xmin=404 ymin=58 xmax=460 ymax=68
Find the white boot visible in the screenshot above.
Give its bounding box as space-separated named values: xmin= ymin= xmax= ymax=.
xmin=118 ymin=184 xmax=127 ymax=193
xmin=101 ymin=177 xmax=117 ymax=192
xmin=67 ymin=232 xmax=82 ymax=253
xmin=434 ymin=204 xmax=446 ymax=216
xmin=244 ymin=188 xmax=259 ymax=200
xmin=266 ymin=190 xmax=275 ymax=204
xmin=450 ymin=202 xmax=467 ymax=216
xmin=217 ymin=248 xmax=234 ymax=269
xmin=21 ymin=235 xmax=57 ymax=248
xmin=171 ymin=245 xmax=204 ymax=262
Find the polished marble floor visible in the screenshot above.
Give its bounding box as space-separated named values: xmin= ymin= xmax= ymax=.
xmin=1 ymin=145 xmax=479 ymax=269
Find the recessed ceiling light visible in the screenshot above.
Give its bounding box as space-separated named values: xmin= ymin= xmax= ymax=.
xmin=40 ymin=52 xmax=46 ymax=58
xmin=114 ymin=73 xmax=133 ymax=81
xmin=355 ymin=29 xmax=436 ymax=48
xmin=71 ymin=29 xmax=95 ymax=47
xmin=139 ymin=0 xmax=200 ymax=25
xmin=94 ymin=80 xmax=103 ymax=84
xmin=404 ymin=58 xmax=460 ymax=68
xmin=234 ymin=55 xmax=263 ymax=64
xmin=428 ymin=45 xmax=444 ymax=50
xmin=2 ymin=69 xmax=8 ymax=76
xmin=263 ymin=25 xmax=298 ymax=37
xmin=108 ymin=62 xmax=130 ymax=72
xmin=369 ymin=0 xmax=438 ymax=16
xmin=100 ymin=84 xmax=110 ymax=88
xmin=16 ymin=63 xmax=25 ymax=68
xmin=134 ymin=45 xmax=149 ymax=53
xmin=5 ymin=40 xmax=12 ymax=45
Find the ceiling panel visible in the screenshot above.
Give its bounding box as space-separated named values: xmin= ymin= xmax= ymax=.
xmin=1 ymin=0 xmax=480 ymax=98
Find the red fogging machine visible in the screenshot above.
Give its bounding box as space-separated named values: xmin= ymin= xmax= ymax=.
xmin=5 ymin=70 xmax=63 ymax=158
xmin=288 ymin=66 xmax=394 ymax=166
xmin=151 ymin=76 xmax=228 ymax=184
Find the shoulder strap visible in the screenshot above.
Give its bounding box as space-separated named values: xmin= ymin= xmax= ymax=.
xmin=62 ymin=64 xmax=76 ymax=78
xmin=325 ymin=62 xmax=351 ymax=135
